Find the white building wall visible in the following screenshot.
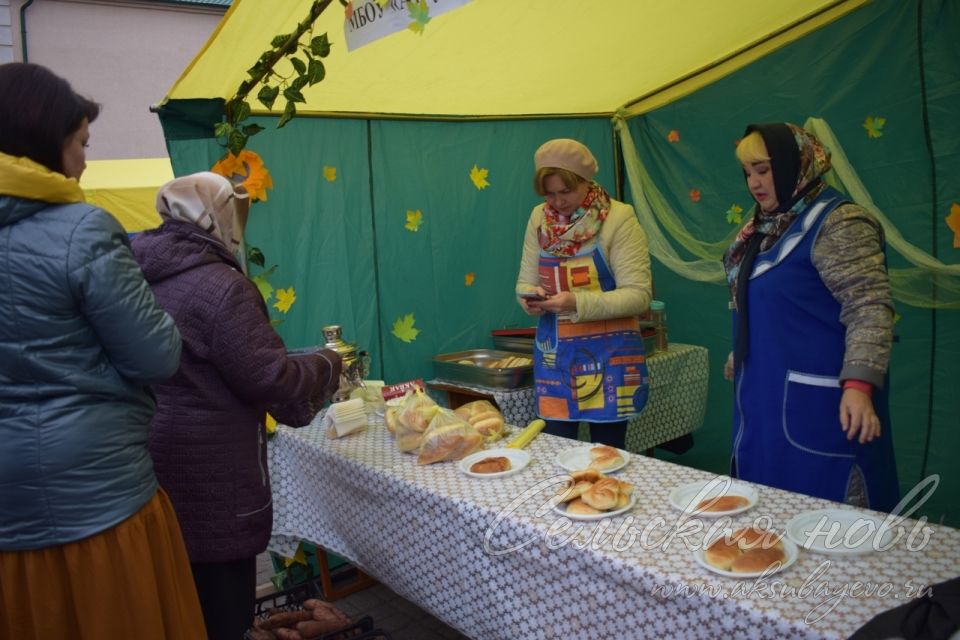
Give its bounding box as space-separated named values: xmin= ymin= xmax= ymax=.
xmin=10 ymin=0 xmax=225 ymax=159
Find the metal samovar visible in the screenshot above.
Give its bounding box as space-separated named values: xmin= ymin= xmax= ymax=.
xmin=322 ymin=325 xmax=369 ymax=403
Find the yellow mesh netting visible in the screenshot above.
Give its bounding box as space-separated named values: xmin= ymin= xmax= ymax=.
xmin=615 ymin=114 xmax=960 ymax=309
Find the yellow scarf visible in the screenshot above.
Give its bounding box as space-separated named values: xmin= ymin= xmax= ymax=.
xmin=0 ymin=152 xmax=85 ymax=204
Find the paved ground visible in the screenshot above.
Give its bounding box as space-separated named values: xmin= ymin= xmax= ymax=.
xmin=255 ymin=552 xmax=469 ymax=640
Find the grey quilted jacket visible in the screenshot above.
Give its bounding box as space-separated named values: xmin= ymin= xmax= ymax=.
xmin=132 ymin=220 xmax=341 ymax=562
xmin=0 ymin=198 xmax=182 ymax=550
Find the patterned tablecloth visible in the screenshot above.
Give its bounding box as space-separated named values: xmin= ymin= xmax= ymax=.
xmin=428 ymin=342 xmax=709 ymax=453
xmin=269 ymin=418 xmax=960 ymax=640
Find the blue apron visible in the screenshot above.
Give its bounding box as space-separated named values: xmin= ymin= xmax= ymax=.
xmin=534 ymin=246 xmax=650 ymax=423
xmin=731 ymin=188 xmax=899 ymax=511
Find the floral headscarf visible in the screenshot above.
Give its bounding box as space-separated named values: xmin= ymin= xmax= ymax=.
xmin=538 ymin=182 xmax=611 ymax=257
xmin=723 ymin=123 xmax=832 ymax=303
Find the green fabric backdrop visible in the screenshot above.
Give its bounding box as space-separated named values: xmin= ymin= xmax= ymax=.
xmin=160 ymin=0 xmax=959 ymax=525
xmin=622 ymin=0 xmax=959 ymax=524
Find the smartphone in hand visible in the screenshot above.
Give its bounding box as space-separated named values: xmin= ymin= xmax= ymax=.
xmin=519 ymin=292 xmax=546 ymax=302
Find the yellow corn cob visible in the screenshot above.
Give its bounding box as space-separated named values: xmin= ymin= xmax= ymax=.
xmin=507 ymin=419 xmax=545 ymax=449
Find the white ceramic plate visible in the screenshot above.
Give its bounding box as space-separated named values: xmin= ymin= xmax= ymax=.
xmin=668 ymin=478 xmax=759 ymax=517
xmin=458 ymin=448 xmax=531 ymax=479
xmin=554 ymin=445 xmax=630 ymax=474
xmin=694 ymin=530 xmax=799 ymax=579
xmin=785 ymin=509 xmax=896 ymax=556
xmin=552 ymin=492 xmax=637 ymax=521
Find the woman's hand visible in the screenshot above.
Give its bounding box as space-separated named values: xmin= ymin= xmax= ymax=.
xmin=723 ymin=352 xmax=734 ymax=381
xmin=840 ymin=388 xmax=881 ymax=444
xmin=535 ymin=291 xmax=577 ymax=315
xmin=519 ymin=288 xmax=548 ymax=316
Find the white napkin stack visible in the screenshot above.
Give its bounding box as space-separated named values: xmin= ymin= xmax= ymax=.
xmin=322 ymin=397 xmax=367 ymax=438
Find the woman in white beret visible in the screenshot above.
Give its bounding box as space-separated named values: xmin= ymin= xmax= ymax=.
xmin=515 ymin=138 xmax=653 ymax=447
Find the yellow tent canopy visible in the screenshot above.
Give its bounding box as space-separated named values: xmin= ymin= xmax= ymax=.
xmin=80 ymin=158 xmax=172 ymax=232
xmin=165 ymin=0 xmax=864 ymax=118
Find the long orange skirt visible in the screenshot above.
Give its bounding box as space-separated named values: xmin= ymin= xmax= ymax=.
xmin=0 ymin=489 xmax=207 ymax=640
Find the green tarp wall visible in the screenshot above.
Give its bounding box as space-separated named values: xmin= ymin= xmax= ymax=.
xmin=160 ymin=0 xmax=959 ymax=525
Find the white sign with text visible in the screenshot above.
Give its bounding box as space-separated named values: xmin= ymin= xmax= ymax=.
xmin=344 ymin=0 xmax=471 ymax=51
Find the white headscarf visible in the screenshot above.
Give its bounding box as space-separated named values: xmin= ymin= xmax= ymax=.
xmin=155 ymin=171 xmax=250 ymax=254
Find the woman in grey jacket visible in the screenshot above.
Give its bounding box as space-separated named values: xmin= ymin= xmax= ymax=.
xmin=0 ymin=63 xmax=206 ymax=640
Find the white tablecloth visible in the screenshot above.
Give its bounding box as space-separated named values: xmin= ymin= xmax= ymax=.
xmin=269 ymin=417 xmax=959 ymax=640
xmin=428 ymin=342 xmax=709 ymax=452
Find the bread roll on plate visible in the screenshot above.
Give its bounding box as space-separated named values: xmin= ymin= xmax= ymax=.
xmin=704 ymin=538 xmax=741 ymax=571
xmin=565 ymin=498 xmax=603 ymax=516
xmin=587 ymin=445 xmax=624 ymax=471
xmin=581 ymin=477 xmax=620 ymax=511
xmin=695 ymin=495 xmax=750 ymax=513
xmin=731 ymin=547 xmax=787 ymax=574
xmin=733 ymin=527 xmax=784 ymax=551
xmin=570 ymin=469 xmax=601 ymax=483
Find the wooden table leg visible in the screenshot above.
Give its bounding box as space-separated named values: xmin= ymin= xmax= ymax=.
xmin=317 ymin=547 xmax=377 ymax=601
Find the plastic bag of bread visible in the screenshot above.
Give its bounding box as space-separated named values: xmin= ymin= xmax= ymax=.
xmin=394 ymin=415 xmax=427 ymax=452
xmin=392 ymin=390 xmax=440 ymax=452
xmin=397 ymin=389 xmax=439 ymax=432
xmin=417 ymin=408 xmax=484 ymax=465
xmin=453 ymin=399 xmax=505 ymax=442
xmin=384 ymin=406 xmax=400 ymax=434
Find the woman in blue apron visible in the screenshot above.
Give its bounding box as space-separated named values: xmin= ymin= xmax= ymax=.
xmin=516 ymin=139 xmax=652 ymax=448
xmin=722 ymin=123 xmax=899 ymax=511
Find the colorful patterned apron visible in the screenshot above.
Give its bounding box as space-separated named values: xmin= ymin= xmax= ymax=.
xmin=534 ymin=246 xmax=650 ymax=423
xmin=731 ymin=188 xmax=899 ymax=511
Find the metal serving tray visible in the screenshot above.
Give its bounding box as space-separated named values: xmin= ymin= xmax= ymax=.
xmin=432 ymin=349 xmax=534 ymax=389
xmin=491 ymin=336 xmax=534 ymax=353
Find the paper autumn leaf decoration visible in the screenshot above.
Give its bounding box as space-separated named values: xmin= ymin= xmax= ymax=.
xmin=323 ymin=166 xmax=337 ymax=182
xmin=407 ymin=0 xmax=430 ymax=34
xmin=667 ymin=130 xmax=680 ymax=143
xmin=392 ymin=313 xmax=420 ymax=343
xmin=726 ymin=204 xmax=744 ymax=225
xmin=273 ymin=287 xmax=296 ymax=313
xmin=470 ymin=165 xmax=490 ymax=190
xmin=863 ymin=115 xmax=886 ymax=139
xmin=211 ymin=149 xmax=274 ymax=201
xmin=465 ymin=272 xmax=475 ymax=286
xmin=689 ymin=188 xmax=701 ymax=203
xmin=265 ymin=412 xmax=277 ymax=435
xmin=344 ymin=2 xmax=353 ymax=19
xmin=405 ymin=209 xmax=424 ymax=232
xmin=374 ymin=0 xmax=389 ymax=6
xmin=947 ymin=202 xmax=960 ymax=248
xmin=250 ymin=266 xmax=277 ymax=302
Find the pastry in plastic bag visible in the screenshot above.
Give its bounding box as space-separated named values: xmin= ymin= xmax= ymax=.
xmin=417 ymin=408 xmax=484 ymax=465
xmin=453 ymin=399 xmax=505 ymax=442
xmin=393 ymin=390 xmax=440 ymax=452
xmin=397 ymin=389 xmax=439 ymax=432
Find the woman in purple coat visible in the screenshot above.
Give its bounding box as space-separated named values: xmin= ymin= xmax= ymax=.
xmin=131 ymin=172 xmax=342 ymax=640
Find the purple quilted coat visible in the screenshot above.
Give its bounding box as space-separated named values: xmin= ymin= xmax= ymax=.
xmin=131 ymin=220 xmax=341 ymax=562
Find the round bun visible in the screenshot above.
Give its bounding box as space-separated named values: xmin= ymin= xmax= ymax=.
xmin=734 ymin=527 xmax=784 ymax=551
xmin=704 ymin=538 xmax=740 ymax=571
xmin=570 ymin=469 xmax=601 ymax=483
xmin=588 ymin=445 xmax=624 ymax=470
xmin=731 ymin=547 xmax=787 ymax=574
xmin=695 ymin=495 xmax=750 ymax=512
xmin=566 ymin=498 xmax=603 ymax=516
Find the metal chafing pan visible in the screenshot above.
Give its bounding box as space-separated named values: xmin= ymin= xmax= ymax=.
xmin=432 ymin=349 xmax=534 ymax=389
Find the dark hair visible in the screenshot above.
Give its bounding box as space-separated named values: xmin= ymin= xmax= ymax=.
xmin=0 ymin=63 xmax=100 ymax=174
